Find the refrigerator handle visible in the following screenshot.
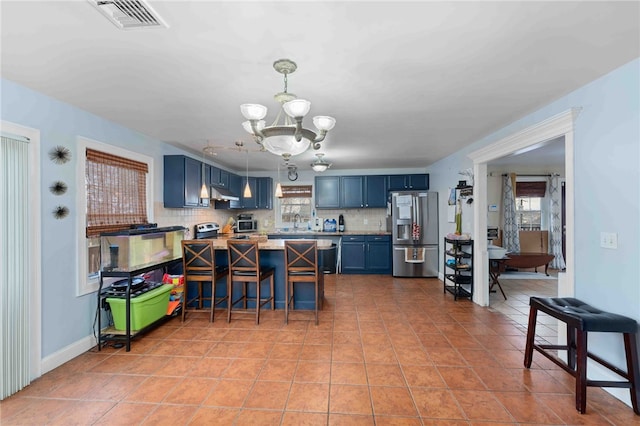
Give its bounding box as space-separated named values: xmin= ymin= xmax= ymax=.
xmin=414 ymin=195 xmax=420 ymax=240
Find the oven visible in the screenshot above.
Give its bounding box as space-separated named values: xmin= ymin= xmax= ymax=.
xmin=194 ymin=222 xmax=220 ymax=239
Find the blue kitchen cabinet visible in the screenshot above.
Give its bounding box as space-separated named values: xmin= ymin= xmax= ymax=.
xmin=364 ymin=175 xmax=387 ymax=208
xmin=163 ymin=155 xmax=209 ymax=208
xmin=241 ymin=177 xmax=258 ymax=209
xmin=341 ymin=234 xmax=391 ymax=274
xmin=210 ymin=166 xmax=229 ymax=188
xmin=388 ymin=174 xmax=429 ymax=191
xmin=366 ymin=235 xmax=391 ymax=274
xmin=315 ymin=176 xmax=340 ymax=208
xmin=257 ymin=177 xmax=273 ymax=209
xmin=340 ymin=235 xmax=366 ymax=273
xmin=340 ymin=176 xmax=364 ymax=208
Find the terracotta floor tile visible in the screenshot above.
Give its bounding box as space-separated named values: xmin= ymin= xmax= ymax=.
xmin=269 ymin=342 xmax=303 ymax=360
xmin=328 ymin=413 xmax=375 ymax=425
xmin=333 ymin=344 xmax=365 ymax=363
xmin=7 ymin=274 xmax=637 ymax=426
xmin=295 ymin=360 xmax=331 ymax=383
xmin=331 ymin=362 xmax=368 ymax=385
xmin=202 ymin=378 xmax=253 ymax=407
xmin=188 ymin=407 xmax=240 ymax=425
xmin=329 ymin=384 xmax=373 ymax=415
xmin=451 ymin=389 xmax=514 ymax=422
xmin=366 ymin=363 xmax=406 ymax=387
xmin=222 ymin=358 xmax=265 ymax=380
xmin=370 ymin=386 xmax=418 ymax=416
xmin=235 ymin=408 xmax=284 ymax=425
xmin=93 ymin=401 xmax=158 ymax=425
xmin=411 ymin=388 xmax=466 ymax=420
xmin=287 ymin=382 xmax=330 ymax=412
xmin=141 ymin=404 xmax=198 ymax=425
xmin=493 ymin=391 xmax=563 ymax=424
xmin=124 ymin=376 xmax=181 ymax=403
xmin=164 ymin=377 xmax=218 ymax=405
xmin=437 ymin=366 xmax=487 ymax=390
xmin=403 ymin=365 xmax=447 ymax=388
xmin=244 ymin=380 xmax=291 ymax=410
xmin=282 ymin=411 xmax=329 ymax=425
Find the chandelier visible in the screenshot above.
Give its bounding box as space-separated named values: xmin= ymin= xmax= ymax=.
xmin=240 ymin=59 xmax=336 ymax=160
xmin=310 ymin=153 xmax=332 ymax=172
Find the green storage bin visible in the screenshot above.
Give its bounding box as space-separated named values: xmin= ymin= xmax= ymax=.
xmin=107 ymin=284 xmax=173 ymax=331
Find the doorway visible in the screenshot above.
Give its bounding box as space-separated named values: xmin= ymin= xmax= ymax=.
xmin=468 ymin=108 xmax=578 ymax=308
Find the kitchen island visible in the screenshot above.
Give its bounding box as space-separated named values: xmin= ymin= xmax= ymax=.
xmin=205 ymin=236 xmax=333 ymax=310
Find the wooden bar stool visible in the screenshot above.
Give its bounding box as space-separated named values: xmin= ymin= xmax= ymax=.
xmin=284 ymin=240 xmax=323 ymax=325
xmin=181 ymin=240 xmax=229 ymax=322
xmin=227 ymin=240 xmax=275 ymax=324
xmin=524 ymin=297 xmax=639 ymax=415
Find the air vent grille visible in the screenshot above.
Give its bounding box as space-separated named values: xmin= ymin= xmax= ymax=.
xmin=89 ymin=0 xmax=168 ymax=30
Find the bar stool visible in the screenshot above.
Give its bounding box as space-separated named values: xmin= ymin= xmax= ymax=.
xmin=227 ymin=240 xmax=275 ymax=324
xmin=181 ymin=240 xmax=229 ymax=322
xmin=284 ymin=240 xmax=323 ymax=325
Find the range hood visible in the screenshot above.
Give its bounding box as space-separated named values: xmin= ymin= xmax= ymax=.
xmin=210 ymin=186 xmax=239 ymax=202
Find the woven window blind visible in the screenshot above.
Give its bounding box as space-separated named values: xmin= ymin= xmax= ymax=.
xmin=281 ymin=185 xmax=312 ymax=198
xmin=516 ymin=181 xmax=546 ymax=197
xmin=86 ymin=148 xmax=148 ymax=237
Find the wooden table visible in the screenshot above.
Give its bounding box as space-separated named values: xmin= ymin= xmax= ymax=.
xmin=489 ymin=252 xmax=555 ymax=301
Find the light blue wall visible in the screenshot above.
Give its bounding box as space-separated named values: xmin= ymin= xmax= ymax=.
xmin=1 ymin=79 xmax=189 ymax=357
xmin=428 ymin=58 xmax=640 ymax=368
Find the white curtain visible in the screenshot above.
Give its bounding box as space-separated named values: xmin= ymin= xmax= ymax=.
xmin=1 ymin=135 xmax=31 ymax=399
xmin=501 ymin=174 xmax=520 ymax=252
xmin=547 ymin=175 xmax=566 ymax=269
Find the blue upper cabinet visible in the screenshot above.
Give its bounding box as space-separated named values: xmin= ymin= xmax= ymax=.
xmin=257 ymin=177 xmax=273 ymax=210
xmin=364 ymin=175 xmax=387 ymax=208
xmin=387 ymin=174 xmax=429 ymax=191
xmin=315 ymin=176 xmax=340 ymax=208
xmin=241 ymin=177 xmax=258 ymax=209
xmin=340 ymin=176 xmax=364 ymax=208
xmin=210 ymin=166 xmax=229 ymax=188
xmin=164 ymin=155 xmax=209 ymax=208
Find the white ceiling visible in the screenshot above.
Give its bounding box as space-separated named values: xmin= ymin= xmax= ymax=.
xmin=1 ymin=1 xmax=638 ymax=172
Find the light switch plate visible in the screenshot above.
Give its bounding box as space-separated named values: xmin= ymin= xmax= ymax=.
xmin=600 ymin=232 xmax=618 ymax=249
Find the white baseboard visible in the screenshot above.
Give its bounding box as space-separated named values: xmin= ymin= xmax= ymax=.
xmin=40 ymin=334 xmax=97 ymax=375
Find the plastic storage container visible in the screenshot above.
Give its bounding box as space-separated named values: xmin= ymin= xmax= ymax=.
xmin=107 ymin=284 xmax=173 ymax=331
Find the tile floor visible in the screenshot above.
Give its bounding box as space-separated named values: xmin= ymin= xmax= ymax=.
xmin=2 ymin=274 xmax=639 ymax=425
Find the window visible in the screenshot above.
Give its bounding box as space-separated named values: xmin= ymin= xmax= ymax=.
xmin=76 ymin=137 xmax=153 ymax=295
xmin=276 ymin=185 xmax=313 ymax=229
xmin=515 ymin=181 xmax=546 ymax=231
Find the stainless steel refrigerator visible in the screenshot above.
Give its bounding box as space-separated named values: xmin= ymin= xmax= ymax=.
xmin=391 ymin=191 xmax=439 ymax=277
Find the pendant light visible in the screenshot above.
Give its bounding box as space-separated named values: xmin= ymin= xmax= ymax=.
xmin=243 ymin=151 xmax=252 ymax=198
xmin=200 ymin=153 xmax=209 ymax=199
xmin=275 ymin=161 xmax=283 ymax=198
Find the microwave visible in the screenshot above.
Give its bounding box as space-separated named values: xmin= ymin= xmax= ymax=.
xmin=236 ymin=219 xmax=258 ymax=233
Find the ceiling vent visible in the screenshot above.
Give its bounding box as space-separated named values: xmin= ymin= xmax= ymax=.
xmin=88 ymin=0 xmax=169 ymax=30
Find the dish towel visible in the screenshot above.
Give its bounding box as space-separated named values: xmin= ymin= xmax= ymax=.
xmin=404 ymin=247 xmax=425 ymax=263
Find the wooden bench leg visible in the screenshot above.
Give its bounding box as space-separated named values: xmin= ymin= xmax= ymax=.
xmin=624 ymin=332 xmax=640 ymax=415
xmin=524 ymin=305 xmax=538 ymax=368
xmin=576 ymin=330 xmax=588 ymax=414
xmin=567 ymin=325 xmax=576 ymax=370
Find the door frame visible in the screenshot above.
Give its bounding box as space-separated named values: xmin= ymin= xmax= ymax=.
xmin=467 ymin=108 xmax=579 ymax=306
xmin=1 ymin=120 xmax=42 ymax=379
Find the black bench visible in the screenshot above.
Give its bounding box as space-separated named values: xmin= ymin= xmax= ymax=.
xmin=524 ymin=297 xmax=639 ymax=415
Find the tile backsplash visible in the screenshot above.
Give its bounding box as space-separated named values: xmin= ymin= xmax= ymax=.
xmin=153 ymin=202 xmax=389 ymax=236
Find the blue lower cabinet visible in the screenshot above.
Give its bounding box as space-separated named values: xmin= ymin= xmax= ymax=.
xmin=341 ymin=234 xmax=391 ymax=274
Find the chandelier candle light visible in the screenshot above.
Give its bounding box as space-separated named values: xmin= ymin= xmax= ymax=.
xmin=241 ymin=59 xmax=336 ymax=160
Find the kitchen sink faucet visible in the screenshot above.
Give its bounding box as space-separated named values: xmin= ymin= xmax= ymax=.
xmin=293 ymin=214 xmax=301 ymax=230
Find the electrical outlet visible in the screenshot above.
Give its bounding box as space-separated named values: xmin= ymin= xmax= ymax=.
xmin=600 ymin=232 xmax=618 ymax=249
xmin=364 ymin=218 xmax=368 ymax=225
